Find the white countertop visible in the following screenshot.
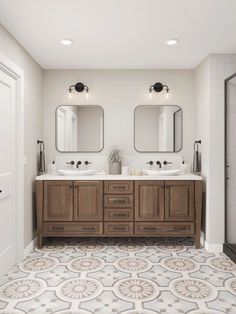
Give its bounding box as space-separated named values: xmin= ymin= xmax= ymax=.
xmin=36 ymin=173 xmax=202 ymax=181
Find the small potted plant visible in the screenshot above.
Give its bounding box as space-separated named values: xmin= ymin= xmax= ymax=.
xmin=107 ymin=146 xmax=122 ymax=175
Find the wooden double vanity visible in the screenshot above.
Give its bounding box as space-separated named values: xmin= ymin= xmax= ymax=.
xmin=36 ymin=175 xmax=202 ymax=249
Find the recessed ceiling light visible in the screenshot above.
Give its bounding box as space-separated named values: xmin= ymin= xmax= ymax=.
xmin=166 ymin=38 xmax=179 ymax=46
xmin=61 ymin=38 xmax=73 ymax=46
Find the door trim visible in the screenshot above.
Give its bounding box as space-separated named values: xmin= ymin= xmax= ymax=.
xmin=0 ymin=51 xmax=24 ymax=261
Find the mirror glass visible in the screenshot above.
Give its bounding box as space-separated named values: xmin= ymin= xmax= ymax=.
xmin=134 ymin=105 xmax=182 ymax=152
xmin=56 ymin=105 xmax=104 ymax=152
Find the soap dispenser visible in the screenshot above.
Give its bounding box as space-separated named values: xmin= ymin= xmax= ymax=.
xmin=49 ymin=161 xmax=57 ymax=175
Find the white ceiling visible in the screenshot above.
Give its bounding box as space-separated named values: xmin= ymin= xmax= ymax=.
xmin=0 ymin=0 xmax=236 ymax=69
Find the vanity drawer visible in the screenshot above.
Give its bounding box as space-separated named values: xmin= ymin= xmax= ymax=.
xmin=104 ymin=208 xmax=133 ymax=221
xmin=135 ymin=222 xmax=194 ymax=236
xmin=104 ymin=181 xmax=133 ymax=194
xmin=104 ymin=222 xmax=133 ymax=235
xmin=104 ymin=195 xmax=133 ymax=208
xmin=44 ymin=222 xmax=103 ymax=236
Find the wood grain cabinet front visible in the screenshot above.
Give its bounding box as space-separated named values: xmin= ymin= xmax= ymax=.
xmin=135 ymin=222 xmax=194 ymax=236
xmin=165 ymin=181 xmax=194 ymax=221
xmin=44 ymin=222 xmax=103 ymax=236
xmin=104 ymin=195 xmax=133 ymax=208
xmin=104 ymin=181 xmax=133 ymax=194
xmin=74 ymin=181 xmax=103 ymax=221
xmin=104 ymin=222 xmax=133 ymax=235
xmin=104 ymin=208 xmax=133 ymax=221
xmin=135 ymin=181 xmax=165 ymax=221
xmin=36 ymin=179 xmax=202 ymax=249
xmin=43 ymin=181 xmax=73 ymax=221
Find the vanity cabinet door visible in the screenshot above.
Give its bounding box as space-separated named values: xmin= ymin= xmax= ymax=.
xmin=44 ymin=181 xmax=73 ymax=221
xmin=74 ymin=181 xmax=103 ymax=221
xmin=135 ymin=181 xmax=164 ymax=221
xmin=165 ymin=180 xmax=194 ymax=221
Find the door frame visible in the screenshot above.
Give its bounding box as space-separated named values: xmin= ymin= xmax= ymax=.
xmin=224 ymin=72 xmax=236 ymax=262
xmin=0 ymin=51 xmax=24 ymax=261
xmin=224 ymin=72 xmax=236 ymax=242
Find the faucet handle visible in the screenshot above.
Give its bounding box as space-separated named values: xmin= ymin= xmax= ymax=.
xmin=146 ymin=161 xmax=153 ymax=165
xmin=163 ymin=161 xmax=172 ymax=165
xmin=76 ymin=161 xmax=82 ymax=168
xmin=84 ymin=161 xmax=92 ymax=165
xmin=66 ymin=161 xmax=75 ymax=165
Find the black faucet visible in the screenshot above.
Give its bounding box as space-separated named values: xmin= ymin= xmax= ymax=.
xmin=66 ymin=161 xmax=75 ymax=166
xmin=146 ymin=161 xmax=153 ymax=165
xmin=163 ymin=161 xmax=173 ymax=166
xmin=156 ymin=161 xmax=162 ymax=168
xmin=76 ymin=161 xmax=82 ymax=168
xmin=84 ymin=161 xmax=92 ymax=166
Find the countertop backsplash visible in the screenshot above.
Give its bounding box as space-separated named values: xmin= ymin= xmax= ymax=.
xmin=55 ymin=154 xmax=183 ymax=173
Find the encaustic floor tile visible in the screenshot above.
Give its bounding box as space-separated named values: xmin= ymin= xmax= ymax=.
xmin=0 ymin=237 xmax=235 ymax=314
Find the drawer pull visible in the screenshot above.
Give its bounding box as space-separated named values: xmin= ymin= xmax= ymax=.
xmin=113 ymin=186 xmax=126 ymax=189
xmin=81 ymin=227 xmax=95 ymax=231
xmin=174 ymin=226 xmax=187 ymax=231
xmin=113 ymin=213 xmax=127 ymax=217
xmin=112 ymin=199 xmax=126 ymax=203
xmin=112 ymin=227 xmax=126 ymax=231
xmin=143 ymin=227 xmax=157 ymax=231
xmin=51 ymin=226 xmax=64 ymax=231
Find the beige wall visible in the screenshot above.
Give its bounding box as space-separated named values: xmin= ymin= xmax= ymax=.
xmin=43 ymin=69 xmax=195 ymax=165
xmin=0 ymin=24 xmax=43 ymax=247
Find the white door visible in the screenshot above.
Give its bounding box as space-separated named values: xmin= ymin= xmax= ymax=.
xmin=0 ymin=69 xmax=16 ymax=278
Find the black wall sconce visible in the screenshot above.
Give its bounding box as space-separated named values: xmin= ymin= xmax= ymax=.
xmin=149 ymin=82 xmax=170 ymax=98
xmin=68 ymin=82 xmax=89 ymax=98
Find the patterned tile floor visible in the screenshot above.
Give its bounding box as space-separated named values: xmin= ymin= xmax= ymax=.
xmin=0 ymin=237 xmax=236 ymax=314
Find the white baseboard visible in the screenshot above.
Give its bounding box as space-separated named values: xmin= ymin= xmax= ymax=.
xmin=200 ymin=231 xmax=205 ymax=247
xmin=24 ymin=237 xmax=37 ymax=257
xmin=204 ymin=241 xmax=223 ymax=253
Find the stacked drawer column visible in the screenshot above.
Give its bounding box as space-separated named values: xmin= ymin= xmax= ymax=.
xmin=104 ymin=181 xmax=134 ymax=235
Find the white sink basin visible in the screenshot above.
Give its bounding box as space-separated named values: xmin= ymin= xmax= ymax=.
xmin=57 ymin=169 xmax=96 ymax=176
xmin=143 ymin=169 xmax=181 ymax=176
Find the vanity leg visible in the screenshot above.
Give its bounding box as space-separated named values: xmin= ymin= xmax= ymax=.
xmin=194 ymin=235 xmax=201 ymax=249
xmin=36 ymin=180 xmax=43 ymax=249
xmin=38 ymin=235 xmax=43 ymax=249
xmin=195 ymin=181 xmax=203 ymax=249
